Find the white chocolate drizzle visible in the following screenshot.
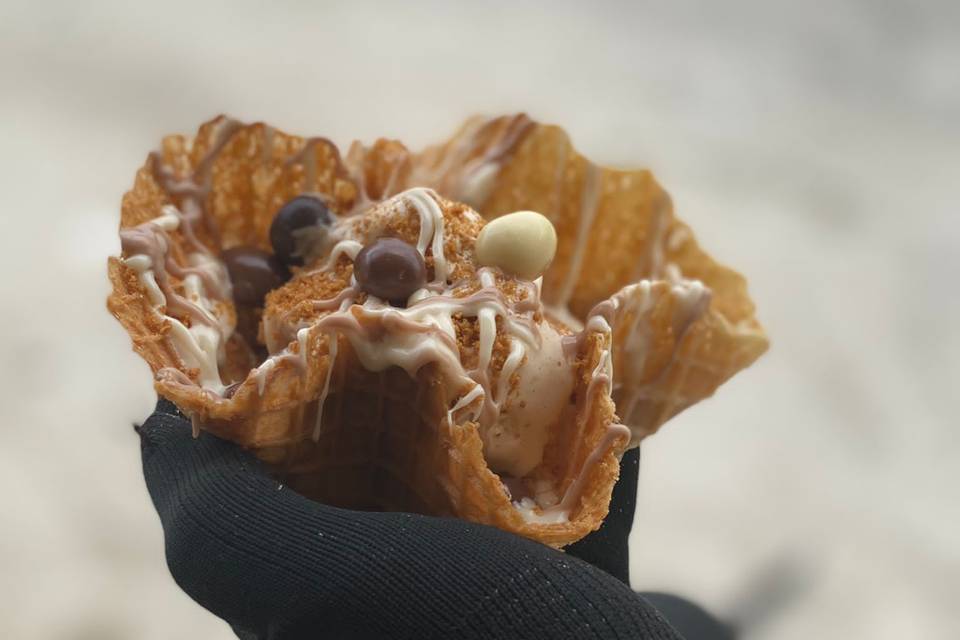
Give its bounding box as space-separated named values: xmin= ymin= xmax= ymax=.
xmin=552 ymin=162 xmax=601 ymax=315
xmin=581 ymin=279 xmax=712 ymax=447
xmin=119 ymin=119 xmax=246 ymax=396
xmin=120 ymin=204 xmax=234 ymax=393
xmin=313 ymin=331 xmax=338 ymax=439
xmin=406 ymin=188 xmax=450 ymax=283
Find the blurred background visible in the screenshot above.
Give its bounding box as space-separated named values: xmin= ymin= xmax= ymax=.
xmin=1 ymin=0 xmax=958 ymax=638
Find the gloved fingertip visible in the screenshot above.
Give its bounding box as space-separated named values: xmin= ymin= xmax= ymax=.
xmin=137 ymin=403 xmax=194 ymax=460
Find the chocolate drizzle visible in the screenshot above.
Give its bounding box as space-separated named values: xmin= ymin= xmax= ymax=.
xmin=149 ymin=117 xmax=245 ymax=252
xmin=120 ymin=118 xmax=247 ymax=391
xmin=409 ymin=114 xmax=535 ymax=209
xmin=120 ymin=219 xmax=221 ymax=329
xmin=338 ymin=113 xmax=536 ymax=219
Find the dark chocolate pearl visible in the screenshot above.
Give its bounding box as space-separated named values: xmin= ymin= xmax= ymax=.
xmin=270 ymin=196 xmax=332 ymax=266
xmin=222 ymin=247 xmax=289 ymax=307
xmin=354 ymin=238 xmax=427 ymax=306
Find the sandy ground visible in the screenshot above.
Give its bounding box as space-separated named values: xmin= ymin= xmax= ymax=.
xmin=1 ymin=1 xmax=957 ymax=638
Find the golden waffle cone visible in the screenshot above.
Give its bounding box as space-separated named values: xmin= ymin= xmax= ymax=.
xmin=108 ymin=114 xmax=766 ymax=548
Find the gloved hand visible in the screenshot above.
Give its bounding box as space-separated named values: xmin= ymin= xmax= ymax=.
xmin=138 ymin=398 xmax=707 ymax=639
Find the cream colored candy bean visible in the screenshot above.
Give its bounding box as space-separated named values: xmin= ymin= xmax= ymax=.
xmin=475 ymin=211 xmax=557 ymax=280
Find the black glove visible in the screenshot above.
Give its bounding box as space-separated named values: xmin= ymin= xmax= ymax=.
xmin=139 ymin=399 xmax=716 ymax=639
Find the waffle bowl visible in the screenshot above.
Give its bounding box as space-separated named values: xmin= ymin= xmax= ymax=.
xmin=107 ymin=114 xmax=768 ymax=547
